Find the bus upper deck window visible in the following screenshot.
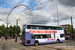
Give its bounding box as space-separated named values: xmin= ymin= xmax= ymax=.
xmin=34 ymin=27 xmax=37 ymax=29
xmin=48 ymin=28 xmax=50 ymax=30
xmin=30 ymin=27 xmax=34 ymax=29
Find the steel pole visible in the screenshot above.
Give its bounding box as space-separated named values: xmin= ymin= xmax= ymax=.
xmin=6 ymin=17 xmax=8 ymax=41
xmin=56 ymin=0 xmax=59 ymax=25
xmin=15 ymin=19 xmax=18 ymax=42
xmin=71 ymin=17 xmax=74 ymax=40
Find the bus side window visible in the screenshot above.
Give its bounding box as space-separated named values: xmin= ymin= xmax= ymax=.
xmin=60 ymin=34 xmax=64 ymax=37
xmin=50 ymin=27 xmax=53 ymax=30
xmin=35 ymin=27 xmax=37 ymax=29
xmin=34 ymin=35 xmax=38 ymax=39
xmin=47 ymin=34 xmax=51 ymax=38
xmin=40 ymin=35 xmax=43 ymax=38
xmin=30 ymin=27 xmax=34 ymax=29
xmin=36 ymin=27 xmax=39 ymax=30
xmin=48 ymin=28 xmax=50 ymax=30
xmin=53 ymin=27 xmax=55 ymax=30
xmin=59 ymin=27 xmax=62 ymax=30
xmin=31 ymin=35 xmax=34 ymax=39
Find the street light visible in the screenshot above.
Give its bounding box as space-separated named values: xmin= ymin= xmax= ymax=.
xmin=56 ymin=0 xmax=59 ymax=25
xmin=6 ymin=17 xmax=8 ymax=41
xmin=71 ymin=17 xmax=74 ymax=40
xmin=15 ymin=17 xmax=20 ymax=42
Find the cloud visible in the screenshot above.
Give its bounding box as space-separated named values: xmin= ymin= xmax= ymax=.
xmin=1 ymin=0 xmax=75 ymax=28
xmin=33 ymin=10 xmax=50 ymax=24
xmin=34 ymin=5 xmax=44 ymax=10
xmin=45 ymin=0 xmax=75 ymax=21
xmin=47 ymin=20 xmax=71 ymax=26
xmin=59 ymin=0 xmax=75 ymax=7
xmin=35 ymin=0 xmax=48 ymax=4
xmin=0 ymin=7 xmax=11 ymax=25
xmin=22 ymin=0 xmax=30 ymax=6
xmin=0 ymin=8 xmax=10 ymax=15
xmin=11 ymin=0 xmax=21 ymax=4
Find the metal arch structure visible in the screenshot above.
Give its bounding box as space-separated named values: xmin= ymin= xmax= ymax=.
xmin=6 ymin=4 xmax=33 ymax=41
xmin=7 ymin=4 xmax=33 ymax=24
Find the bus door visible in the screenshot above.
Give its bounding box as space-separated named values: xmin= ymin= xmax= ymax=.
xmin=22 ymin=31 xmax=25 ymax=44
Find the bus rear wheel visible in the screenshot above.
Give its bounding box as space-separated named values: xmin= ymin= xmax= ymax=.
xmin=34 ymin=41 xmax=39 ymax=46
xmin=56 ymin=39 xmax=60 ymax=43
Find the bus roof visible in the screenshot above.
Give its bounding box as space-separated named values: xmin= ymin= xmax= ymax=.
xmin=23 ymin=24 xmax=62 ymax=27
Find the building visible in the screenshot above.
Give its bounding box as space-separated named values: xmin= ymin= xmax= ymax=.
xmin=60 ymin=24 xmax=72 ymax=34
xmin=60 ymin=24 xmax=72 ymax=39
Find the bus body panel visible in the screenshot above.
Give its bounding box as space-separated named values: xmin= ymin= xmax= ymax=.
xmin=22 ymin=24 xmax=65 ymax=45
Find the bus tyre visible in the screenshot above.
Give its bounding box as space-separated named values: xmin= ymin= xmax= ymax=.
xmin=34 ymin=41 xmax=39 ymax=46
xmin=56 ymin=39 xmax=60 ymax=43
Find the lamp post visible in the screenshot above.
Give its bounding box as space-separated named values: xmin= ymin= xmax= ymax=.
xmin=15 ymin=19 xmax=18 ymax=42
xmin=56 ymin=0 xmax=59 ymax=25
xmin=71 ymin=17 xmax=74 ymax=40
xmin=6 ymin=16 xmax=8 ymax=41
xmin=15 ymin=17 xmax=20 ymax=42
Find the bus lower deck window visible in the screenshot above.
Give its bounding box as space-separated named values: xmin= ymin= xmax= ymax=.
xmin=60 ymin=34 xmax=64 ymax=37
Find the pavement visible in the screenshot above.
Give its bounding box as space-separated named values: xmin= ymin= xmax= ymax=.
xmin=0 ymin=38 xmax=75 ymax=50
xmin=0 ymin=38 xmax=21 ymax=50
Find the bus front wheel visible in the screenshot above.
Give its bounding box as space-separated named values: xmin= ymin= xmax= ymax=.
xmin=56 ymin=39 xmax=60 ymax=43
xmin=34 ymin=41 xmax=39 ymax=46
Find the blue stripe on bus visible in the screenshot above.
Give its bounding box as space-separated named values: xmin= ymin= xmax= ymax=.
xmin=60 ymin=40 xmax=65 ymax=42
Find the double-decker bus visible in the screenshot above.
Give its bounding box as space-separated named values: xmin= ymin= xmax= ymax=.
xmin=21 ymin=24 xmax=65 ymax=45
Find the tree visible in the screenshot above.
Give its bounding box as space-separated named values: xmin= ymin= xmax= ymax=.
xmin=0 ymin=30 xmax=3 ymax=36
xmin=0 ymin=25 xmax=6 ymax=36
xmin=17 ymin=26 xmax=21 ymax=36
xmin=68 ymin=27 xmax=75 ymax=34
xmin=8 ymin=25 xmax=14 ymax=36
xmin=8 ymin=25 xmax=21 ymax=37
xmin=0 ymin=25 xmax=21 ymax=37
xmin=68 ymin=27 xmax=72 ymax=33
xmin=73 ymin=28 xmax=75 ymax=34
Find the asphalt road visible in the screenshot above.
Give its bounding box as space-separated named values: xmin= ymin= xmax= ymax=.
xmin=0 ymin=39 xmax=75 ymax=50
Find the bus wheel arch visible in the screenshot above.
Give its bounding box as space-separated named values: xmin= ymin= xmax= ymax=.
xmin=56 ymin=39 xmax=60 ymax=43
xmin=34 ymin=40 xmax=39 ymax=46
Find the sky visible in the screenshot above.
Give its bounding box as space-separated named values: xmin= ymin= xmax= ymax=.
xmin=0 ymin=0 xmax=75 ymax=29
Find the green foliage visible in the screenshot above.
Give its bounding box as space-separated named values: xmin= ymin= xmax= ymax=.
xmin=0 ymin=25 xmax=21 ymax=36
xmin=68 ymin=27 xmax=75 ymax=34
xmin=8 ymin=25 xmax=21 ymax=36
xmin=68 ymin=27 xmax=72 ymax=33
xmin=17 ymin=26 xmax=21 ymax=36
xmin=0 ymin=30 xmax=3 ymax=36
xmin=0 ymin=25 xmax=6 ymax=36
xmin=73 ymin=28 xmax=75 ymax=34
xmin=8 ymin=25 xmax=15 ymax=36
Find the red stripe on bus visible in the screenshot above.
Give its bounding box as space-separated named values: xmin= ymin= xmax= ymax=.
xmin=29 ymin=31 xmax=57 ymax=33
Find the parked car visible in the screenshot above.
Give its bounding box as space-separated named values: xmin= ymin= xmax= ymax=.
xmin=8 ymin=37 xmax=11 ymax=39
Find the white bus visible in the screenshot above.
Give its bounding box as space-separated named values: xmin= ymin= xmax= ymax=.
xmin=22 ymin=24 xmax=65 ymax=45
